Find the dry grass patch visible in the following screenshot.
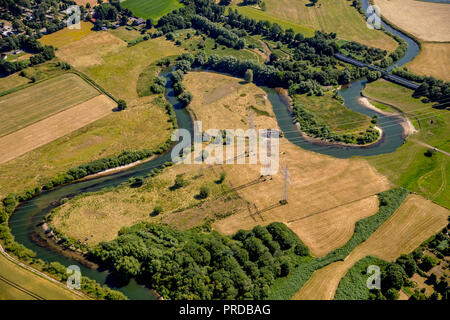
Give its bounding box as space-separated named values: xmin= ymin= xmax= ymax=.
xmin=39 ymin=21 xmax=94 ymax=48
xmin=52 ymin=164 xmax=230 ymax=245
xmin=288 ymin=196 xmax=379 ymax=257
xmin=182 ymin=72 xmax=391 ymax=237
xmin=293 ymin=194 xmax=449 ymax=300
xmin=55 ymin=31 xmax=127 ymax=70
xmin=0 ymin=94 xmax=115 ymax=165
xmin=407 ymin=42 xmax=450 ymax=82
xmin=374 ymin=0 xmax=450 ymax=42
xmin=0 ymin=73 xmax=99 ymax=137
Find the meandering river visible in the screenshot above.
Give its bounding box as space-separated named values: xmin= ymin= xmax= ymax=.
xmin=8 ymin=0 xmax=420 ymax=299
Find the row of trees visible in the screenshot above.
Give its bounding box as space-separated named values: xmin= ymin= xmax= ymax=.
xmin=90 ymin=222 xmax=310 ymax=299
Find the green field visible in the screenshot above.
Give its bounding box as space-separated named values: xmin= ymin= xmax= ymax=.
xmin=295 ymin=91 xmax=372 ymax=134
xmin=121 ymin=0 xmax=183 ymax=20
xmin=82 ymin=37 xmax=183 ymax=101
xmin=364 ymin=79 xmax=449 ymax=209
xmin=232 ymin=0 xmax=397 ymax=51
xmin=231 ymin=4 xmax=315 ymax=38
xmin=0 ymin=253 xmax=81 ymax=300
xmin=172 ymin=29 xmax=263 ymax=62
xmin=0 ymin=73 xmax=99 ymax=137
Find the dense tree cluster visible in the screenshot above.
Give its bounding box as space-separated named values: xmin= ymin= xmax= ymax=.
xmin=340 ymin=41 xmax=387 ymax=64
xmin=0 ymin=35 xmax=55 ymax=75
xmin=90 ymin=222 xmax=310 ymax=299
xmin=191 ymin=15 xmax=245 ymax=49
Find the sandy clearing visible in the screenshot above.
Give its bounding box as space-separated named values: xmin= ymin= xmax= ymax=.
xmin=374 ymin=0 xmax=450 ymax=42
xmin=293 ymin=194 xmax=449 ymax=300
xmin=0 ymin=95 xmax=116 ymax=165
xmin=358 ymin=97 xmax=417 ymax=135
xmin=288 ymin=196 xmax=380 ymax=257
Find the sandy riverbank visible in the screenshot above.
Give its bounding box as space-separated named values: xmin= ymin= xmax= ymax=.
xmin=358 ymin=97 xmax=418 ymax=136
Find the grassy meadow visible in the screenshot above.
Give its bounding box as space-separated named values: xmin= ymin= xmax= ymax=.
xmin=172 ymin=29 xmax=263 ymax=62
xmin=52 ymin=165 xmax=232 ymax=245
xmin=233 ymin=0 xmax=397 ymax=51
xmin=364 ymin=79 xmax=449 ymax=208
xmin=295 ymin=91 xmax=373 ymax=134
xmin=59 ymin=35 xmax=183 ymax=102
xmin=121 ymin=0 xmax=183 ymax=20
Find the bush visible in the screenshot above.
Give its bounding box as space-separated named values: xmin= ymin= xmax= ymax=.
xmin=172 ymin=174 xmax=186 ymax=189
xmin=117 ymin=99 xmax=127 ymax=111
xmin=294 ymin=242 xmax=310 ymax=257
xmin=218 ymin=171 xmax=227 ymax=184
xmin=198 ymin=185 xmax=210 ymax=199
xmin=420 ymin=255 xmax=436 ymax=271
xmin=152 ymin=206 xmax=163 ymax=216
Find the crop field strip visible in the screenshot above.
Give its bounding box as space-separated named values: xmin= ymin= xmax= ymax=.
xmin=0 ymin=95 xmax=116 ymax=165
xmin=0 ymin=73 xmax=100 ymax=137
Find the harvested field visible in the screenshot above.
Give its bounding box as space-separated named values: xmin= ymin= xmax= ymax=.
xmin=39 ymin=21 xmax=94 ymax=48
xmin=0 ymin=97 xmax=172 ymax=199
xmin=0 ymin=73 xmax=99 ymax=137
xmin=374 ymin=0 xmax=450 ymax=42
xmin=407 ymin=42 xmax=450 ymax=82
xmin=293 ymin=194 xmax=449 ymax=300
xmin=0 ymin=95 xmax=116 ymax=165
xmin=182 ymin=72 xmax=391 ymax=236
xmin=234 ymin=0 xmax=397 ymax=51
xmin=288 ymin=196 xmax=380 ymax=257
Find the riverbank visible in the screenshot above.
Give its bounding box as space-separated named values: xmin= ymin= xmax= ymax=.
xmin=358 ymin=97 xmax=418 ymax=136
xmin=275 ymin=88 xmax=385 ymax=148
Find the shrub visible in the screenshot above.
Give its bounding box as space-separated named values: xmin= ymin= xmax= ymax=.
xmin=117 ymin=99 xmax=127 ymax=111
xmin=152 ymin=206 xmax=163 ymax=216
xmin=420 ymin=255 xmax=436 ymax=271
xmin=199 ymin=185 xmax=210 ymax=199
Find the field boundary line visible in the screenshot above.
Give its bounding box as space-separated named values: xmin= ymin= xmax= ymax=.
xmin=68 ymin=70 xmax=118 ymax=103
xmin=286 ymin=194 xmax=378 ymax=224
xmin=0 ymin=243 xmax=89 ymax=300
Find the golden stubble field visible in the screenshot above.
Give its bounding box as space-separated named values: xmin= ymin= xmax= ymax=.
xmin=374 ymin=0 xmax=450 ymax=42
xmin=0 ymin=95 xmax=116 ymax=165
xmin=293 ymin=194 xmax=449 ymax=300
